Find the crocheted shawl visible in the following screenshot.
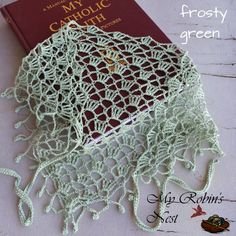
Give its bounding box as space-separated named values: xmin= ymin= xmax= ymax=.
xmin=0 ymin=21 xmax=223 ymax=234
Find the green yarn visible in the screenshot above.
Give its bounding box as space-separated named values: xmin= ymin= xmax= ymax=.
xmin=0 ymin=21 xmax=223 ymax=234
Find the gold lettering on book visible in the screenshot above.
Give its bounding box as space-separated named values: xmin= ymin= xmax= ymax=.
xmin=62 ymin=0 xmax=83 ymax=13
xmin=43 ymin=0 xmax=67 ymax=12
xmin=84 ymin=13 xmax=107 ymax=26
xmin=49 ymin=0 xmax=112 ymax=32
xmin=98 ymin=47 xmax=127 ymax=72
xmin=101 ymin=18 xmax=122 ymax=30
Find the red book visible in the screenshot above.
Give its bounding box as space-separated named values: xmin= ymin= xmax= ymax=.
xmin=0 ymin=0 xmax=170 ymax=53
xmin=1 ymin=0 xmax=171 ymax=144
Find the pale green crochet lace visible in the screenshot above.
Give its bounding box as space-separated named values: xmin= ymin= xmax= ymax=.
xmin=0 ymin=21 xmax=223 ymax=234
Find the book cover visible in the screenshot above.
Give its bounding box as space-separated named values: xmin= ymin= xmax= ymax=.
xmin=0 ymin=0 xmax=171 ymax=144
xmin=0 ymin=0 xmax=170 ymax=53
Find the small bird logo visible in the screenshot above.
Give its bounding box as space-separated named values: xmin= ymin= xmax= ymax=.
xmin=191 ymin=204 xmax=206 ymax=218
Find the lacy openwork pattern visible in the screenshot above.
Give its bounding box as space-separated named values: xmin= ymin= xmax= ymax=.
xmin=0 ymin=21 xmax=223 ymax=234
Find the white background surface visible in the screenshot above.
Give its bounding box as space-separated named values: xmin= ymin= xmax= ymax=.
xmin=0 ymin=0 xmax=236 ymax=235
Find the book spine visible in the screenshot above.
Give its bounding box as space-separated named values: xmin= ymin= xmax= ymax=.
xmin=0 ymin=6 xmax=30 ymax=52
